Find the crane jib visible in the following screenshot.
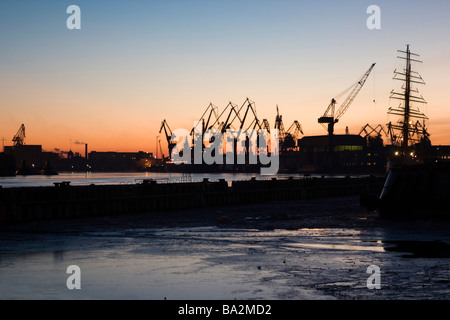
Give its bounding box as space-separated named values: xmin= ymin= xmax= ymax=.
xmin=318 ymin=63 xmax=376 ymax=136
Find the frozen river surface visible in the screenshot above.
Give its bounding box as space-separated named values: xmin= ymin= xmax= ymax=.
xmin=1 ymin=196 xmax=450 ymax=300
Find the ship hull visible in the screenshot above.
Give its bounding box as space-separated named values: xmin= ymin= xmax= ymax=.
xmin=370 ymin=162 xmax=450 ymax=218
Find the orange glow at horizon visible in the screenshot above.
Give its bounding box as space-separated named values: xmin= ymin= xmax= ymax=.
xmin=1 ymin=1 xmax=450 ymax=156
xmin=2 ymin=63 xmax=449 ymax=157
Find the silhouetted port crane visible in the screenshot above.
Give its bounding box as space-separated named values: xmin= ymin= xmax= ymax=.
xmin=191 ymin=103 xmax=220 ymax=135
xmin=209 ymin=98 xmax=261 ymax=135
xmin=318 ymin=63 xmax=376 ymax=136
xmin=156 ymin=135 xmax=165 ymax=160
xmin=287 ymin=121 xmax=303 ymax=137
xmin=261 ymin=119 xmax=271 ymax=134
xmin=359 ymin=123 xmax=387 ymax=139
xmin=212 ymin=102 xmax=241 ymax=134
xmin=218 ymin=98 xmax=261 ymax=135
xmin=159 ymin=120 xmax=176 ymax=159
xmin=190 ymin=103 xmax=220 ymax=152
xmin=359 ymin=123 xmax=388 ymax=151
xmin=234 ymin=98 xmax=262 ymax=154
xmin=237 ymin=98 xmax=261 ymax=132
xmin=274 ymin=105 xmax=285 ymax=141
xmin=283 ymin=121 xmax=304 ymax=151
xmin=12 ymin=124 xmax=26 ymax=147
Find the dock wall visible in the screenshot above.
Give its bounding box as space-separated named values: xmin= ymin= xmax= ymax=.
xmin=0 ymin=177 xmax=385 ymax=224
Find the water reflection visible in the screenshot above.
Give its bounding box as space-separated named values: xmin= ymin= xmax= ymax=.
xmin=2 ymin=223 xmax=450 ymax=299
xmin=53 ymin=251 xmax=64 ymax=264
xmin=0 ymin=171 xmax=368 ymax=188
xmin=284 ymin=242 xmax=386 ymax=252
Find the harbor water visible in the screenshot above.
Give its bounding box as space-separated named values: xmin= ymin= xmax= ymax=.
xmin=1 ymin=192 xmax=450 ymax=300
xmin=0 ymin=172 xmax=370 ymax=188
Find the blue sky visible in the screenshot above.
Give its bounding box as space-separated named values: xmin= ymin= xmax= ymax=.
xmin=1 ymin=0 xmax=449 ymax=152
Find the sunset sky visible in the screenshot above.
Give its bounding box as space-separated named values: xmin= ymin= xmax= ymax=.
xmin=1 ymin=0 xmax=449 ymax=156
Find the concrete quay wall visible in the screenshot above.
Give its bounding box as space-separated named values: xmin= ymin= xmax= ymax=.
xmin=0 ymin=177 xmax=385 ymax=224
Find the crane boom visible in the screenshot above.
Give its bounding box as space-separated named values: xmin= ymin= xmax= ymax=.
xmin=274 ymin=105 xmax=285 ymax=141
xmin=210 ymin=102 xmax=241 ymax=134
xmin=261 ymin=119 xmax=271 ymax=134
xmin=335 ymin=63 xmax=376 ymax=119
xmin=12 ymin=124 xmax=26 ymax=146
xmin=287 ymin=120 xmax=303 ymax=136
xmin=319 ymin=63 xmax=375 ymax=136
xmin=282 ymin=121 xmax=304 ymax=151
xmin=159 ymin=120 xmax=176 ymax=158
xmin=359 ymin=123 xmax=387 ymax=138
xmin=192 ymin=103 xmax=219 ymax=135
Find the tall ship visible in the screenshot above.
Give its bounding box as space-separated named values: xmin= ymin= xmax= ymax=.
xmin=362 ymin=45 xmax=450 ymax=218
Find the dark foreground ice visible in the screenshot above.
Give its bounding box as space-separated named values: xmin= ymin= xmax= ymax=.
xmin=1 ymin=196 xmax=450 ymax=300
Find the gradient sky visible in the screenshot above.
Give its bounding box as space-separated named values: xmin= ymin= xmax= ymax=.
xmin=1 ymin=0 xmax=449 ymax=156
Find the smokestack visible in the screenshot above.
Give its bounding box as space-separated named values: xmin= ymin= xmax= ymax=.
xmin=85 ymin=144 xmax=88 ymax=160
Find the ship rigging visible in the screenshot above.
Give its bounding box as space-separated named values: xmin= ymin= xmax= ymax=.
xmin=387 ymin=45 xmax=431 ymax=159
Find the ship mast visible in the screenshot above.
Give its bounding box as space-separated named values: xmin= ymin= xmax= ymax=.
xmin=402 ymin=45 xmax=412 ymax=154
xmin=387 ymin=45 xmax=428 ymax=157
